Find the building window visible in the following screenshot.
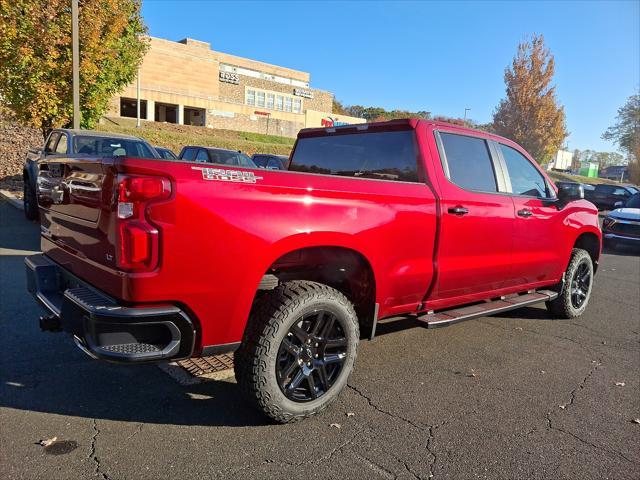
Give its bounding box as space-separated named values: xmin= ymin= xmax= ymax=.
xmin=244 ymin=87 xmax=302 ymax=114
xmin=246 ymin=89 xmax=255 ymax=106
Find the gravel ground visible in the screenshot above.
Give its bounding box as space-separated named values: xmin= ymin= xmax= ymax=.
xmin=0 ymin=119 xmax=42 ymax=197
xmin=1 ymin=199 xmax=639 ymax=480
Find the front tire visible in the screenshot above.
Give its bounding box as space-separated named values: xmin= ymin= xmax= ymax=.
xmin=23 ymin=179 xmax=38 ymax=221
xmin=546 ymin=248 xmax=594 ymax=319
xmin=234 ymin=281 xmax=359 ymax=423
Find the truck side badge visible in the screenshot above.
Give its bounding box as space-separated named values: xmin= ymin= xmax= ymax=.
xmin=191 ymin=166 xmax=263 ymax=184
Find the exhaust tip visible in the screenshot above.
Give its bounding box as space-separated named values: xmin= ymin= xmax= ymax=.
xmin=39 ymin=315 xmax=62 ymax=332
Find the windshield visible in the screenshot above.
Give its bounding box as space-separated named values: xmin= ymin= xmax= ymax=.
xmin=208 ymin=150 xmax=257 ymax=168
xmin=625 ymin=194 xmax=640 ymax=208
xmin=74 ymin=136 xmax=157 ymax=159
xmin=157 ymin=148 xmax=177 ymax=160
xmin=252 ymin=155 xmax=273 ymax=168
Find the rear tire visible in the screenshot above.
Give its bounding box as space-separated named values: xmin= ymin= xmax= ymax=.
xmin=234 ymin=280 xmax=359 ymax=423
xmin=23 ymin=179 xmax=38 ymax=221
xmin=546 ymin=248 xmax=594 ymax=319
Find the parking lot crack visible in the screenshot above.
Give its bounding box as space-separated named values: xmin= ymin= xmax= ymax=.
xmin=218 ymin=428 xmax=368 ymax=477
xmin=351 ymin=451 xmax=397 ymax=479
xmin=546 ymin=414 xmax=637 ymax=465
xmin=88 ymin=419 xmax=110 ymax=480
xmin=347 ymin=384 xmax=427 ymax=431
xmin=563 ymin=360 xmax=601 ymax=410
xmin=479 ymin=319 xmax=596 ymax=354
xmin=425 ymin=420 xmax=448 ymax=479
xmin=125 ymin=423 xmax=144 ymax=441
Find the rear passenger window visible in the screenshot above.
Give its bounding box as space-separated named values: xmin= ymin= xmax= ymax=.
xmin=500 ymin=145 xmax=549 ymax=198
xmin=181 ymin=148 xmax=197 ymax=161
xmin=290 ymin=130 xmax=420 ymax=183
xmin=439 ymin=133 xmax=497 ymax=192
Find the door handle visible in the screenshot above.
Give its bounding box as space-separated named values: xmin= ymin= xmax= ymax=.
xmin=448 ymin=206 xmax=469 ymax=216
xmin=517 ymin=209 xmax=533 ymax=218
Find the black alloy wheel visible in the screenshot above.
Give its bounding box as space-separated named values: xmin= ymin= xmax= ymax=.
xmin=276 ymin=310 xmax=348 ymax=402
xmin=546 ymin=248 xmax=594 ymax=319
xmin=234 ymin=280 xmax=359 ymax=423
xmin=570 ymin=260 xmax=591 ymax=309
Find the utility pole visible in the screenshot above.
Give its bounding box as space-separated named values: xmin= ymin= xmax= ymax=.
xmin=463 ymin=108 xmax=471 ymax=126
xmin=136 ymin=68 xmax=141 ymax=128
xmin=72 ymin=0 xmax=80 ymax=129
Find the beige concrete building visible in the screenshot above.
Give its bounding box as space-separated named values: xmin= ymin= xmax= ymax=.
xmin=109 ymin=37 xmax=364 ymax=137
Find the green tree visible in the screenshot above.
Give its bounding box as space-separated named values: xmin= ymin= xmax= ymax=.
xmin=602 ymin=92 xmax=640 ymax=183
xmin=572 ymin=149 xmax=581 ymax=170
xmin=492 ymin=34 xmax=568 ymax=163
xmin=332 ymin=98 xmax=348 ymax=115
xmin=0 ymin=0 xmax=148 ymax=138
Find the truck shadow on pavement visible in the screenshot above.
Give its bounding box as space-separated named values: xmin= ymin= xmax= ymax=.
xmin=602 ymin=244 xmax=640 ymax=257
xmin=1 ymin=345 xmax=271 ymax=427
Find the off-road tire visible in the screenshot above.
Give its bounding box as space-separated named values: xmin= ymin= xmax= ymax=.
xmin=546 ymin=248 xmax=594 ymax=319
xmin=23 ymin=179 xmax=38 ymax=221
xmin=234 ymin=280 xmax=359 ymax=423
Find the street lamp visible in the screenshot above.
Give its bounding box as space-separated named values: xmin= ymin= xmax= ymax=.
xmin=463 ymin=108 xmax=471 ymax=126
xmin=72 ymin=0 xmax=80 ymax=129
xmin=136 ymin=67 xmax=141 ymax=128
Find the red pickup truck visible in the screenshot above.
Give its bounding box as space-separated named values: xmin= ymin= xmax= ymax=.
xmin=26 ymin=119 xmax=601 ymax=422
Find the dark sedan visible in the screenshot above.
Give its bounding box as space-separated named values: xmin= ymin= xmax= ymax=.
xmin=154 ymin=146 xmax=178 ymax=160
xmin=179 ymin=146 xmax=257 ymax=168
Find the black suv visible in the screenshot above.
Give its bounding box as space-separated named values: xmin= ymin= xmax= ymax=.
xmin=584 ymin=184 xmax=637 ymax=210
xmin=179 ymin=146 xmax=257 ymax=168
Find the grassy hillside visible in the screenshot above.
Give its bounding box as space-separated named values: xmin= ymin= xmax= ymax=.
xmin=97 ymin=117 xmax=295 ymax=156
xmin=547 ymin=170 xmax=620 ymax=186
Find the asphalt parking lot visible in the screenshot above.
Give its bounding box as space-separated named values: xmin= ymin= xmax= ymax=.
xmin=1 ymin=198 xmax=639 ymax=480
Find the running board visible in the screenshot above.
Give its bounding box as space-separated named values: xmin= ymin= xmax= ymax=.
xmin=416 ymin=290 xmax=559 ymax=328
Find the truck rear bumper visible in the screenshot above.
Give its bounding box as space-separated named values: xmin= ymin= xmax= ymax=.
xmin=25 ymin=254 xmax=196 ymax=363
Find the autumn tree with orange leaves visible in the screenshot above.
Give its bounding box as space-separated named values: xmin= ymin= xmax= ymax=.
xmin=0 ymin=0 xmax=148 ymax=138
xmin=493 ymin=34 xmax=568 ymax=164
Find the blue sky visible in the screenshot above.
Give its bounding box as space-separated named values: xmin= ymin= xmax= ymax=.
xmin=142 ymin=0 xmax=639 ymax=153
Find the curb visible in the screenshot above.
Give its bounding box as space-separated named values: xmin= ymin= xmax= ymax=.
xmin=0 ymin=189 xmax=23 ymax=211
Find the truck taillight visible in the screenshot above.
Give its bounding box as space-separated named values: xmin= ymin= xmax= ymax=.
xmin=116 ymin=175 xmax=171 ymax=271
xmin=118 ymin=176 xmax=171 ymax=219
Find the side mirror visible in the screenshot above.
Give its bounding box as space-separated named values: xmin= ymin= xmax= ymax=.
xmin=556 ymin=183 xmax=584 ymax=208
xmin=614 ymin=201 xmax=624 ymax=209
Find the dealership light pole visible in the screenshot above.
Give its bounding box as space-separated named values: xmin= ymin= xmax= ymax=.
xmin=463 ymin=108 xmax=471 ymax=126
xmin=136 ymin=68 xmax=141 ymax=128
xmin=72 ymin=0 xmax=80 ymax=129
